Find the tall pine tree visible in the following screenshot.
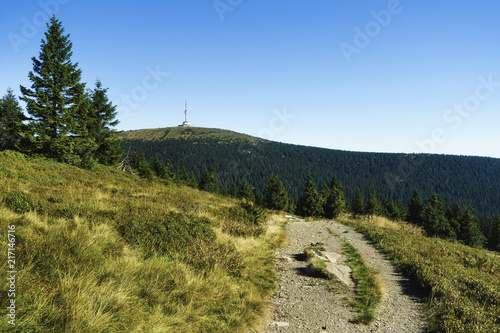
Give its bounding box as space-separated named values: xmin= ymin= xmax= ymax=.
xmin=394 ymin=199 xmax=407 ymax=222
xmin=446 ymin=203 xmax=463 ymax=239
xmin=176 ymin=167 xmax=190 ymax=184
xmin=324 ymin=175 xmax=347 ymax=219
xmin=199 ymin=168 xmax=219 ymax=193
xmin=489 ymin=216 xmax=500 ymax=252
xmin=425 ymin=192 xmax=454 ymax=239
xmin=458 ymin=206 xmax=485 ymax=248
xmin=87 ymin=81 xmax=122 ymax=166
xmin=297 ymin=172 xmax=323 ymax=217
xmin=150 ymin=155 xmax=170 ymax=179
xmin=382 ymin=197 xmax=405 ymax=221
xmin=352 ymin=188 xmax=365 ymax=218
xmin=407 ymin=188 xmax=425 ymax=226
xmin=20 ymin=16 xmax=87 ymax=164
xmin=0 ymin=88 xmax=28 ymax=150
xmin=263 ymin=174 xmax=288 ymax=211
xmin=131 ymin=151 xmax=152 ymax=179
xmin=237 ymin=178 xmax=255 ymax=202
xmin=319 ymin=182 xmax=330 ymax=208
xmin=365 ymin=185 xmax=381 ymax=216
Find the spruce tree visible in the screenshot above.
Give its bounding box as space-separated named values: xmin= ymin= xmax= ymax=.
xmin=199 ymin=168 xmax=219 ymax=193
xmin=459 ymin=206 xmax=485 ymax=248
xmin=382 ymin=198 xmax=395 ymax=220
xmin=150 ymin=155 xmax=170 ymax=179
xmin=0 ymin=88 xmax=28 ymax=150
xmin=324 ymin=175 xmax=347 ymax=219
xmin=87 ymin=80 xmax=122 ymax=165
xmin=319 ymin=182 xmax=330 ymax=207
xmin=263 ymin=174 xmax=288 ymax=211
xmin=20 ymin=16 xmax=87 ymax=164
xmin=177 ymin=167 xmax=190 ymax=184
xmin=237 ymin=178 xmax=255 ymax=202
xmin=425 ymin=192 xmax=454 ymax=238
xmin=394 ymin=199 xmax=407 ymax=222
xmin=199 ymin=169 xmax=210 ymax=190
xmin=489 ymin=216 xmax=500 ymax=252
xmin=365 ymin=185 xmax=381 ymax=216
xmin=407 ymin=188 xmax=425 ymax=226
xmin=383 ymin=197 xmax=405 ymax=221
xmin=187 ymin=171 xmax=198 ymax=188
xmin=446 ymin=203 xmax=463 ymax=239
xmin=131 ymin=151 xmax=152 ymax=179
xmin=297 ymin=172 xmax=323 ymax=217
xmin=352 ymin=188 xmax=365 ymax=218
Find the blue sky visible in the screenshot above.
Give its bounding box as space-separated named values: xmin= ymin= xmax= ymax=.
xmin=1 ymin=0 xmax=499 ymax=158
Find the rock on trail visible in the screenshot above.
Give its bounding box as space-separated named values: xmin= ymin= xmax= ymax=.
xmin=265 ymin=220 xmax=427 ymax=333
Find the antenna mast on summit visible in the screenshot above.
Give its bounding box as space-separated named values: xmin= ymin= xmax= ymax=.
xmin=179 ymin=97 xmax=192 ymax=127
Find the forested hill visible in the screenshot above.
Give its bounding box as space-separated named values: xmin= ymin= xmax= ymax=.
xmin=119 ymin=127 xmax=500 ymax=220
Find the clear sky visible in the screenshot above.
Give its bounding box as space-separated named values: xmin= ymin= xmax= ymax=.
xmin=1 ymin=0 xmax=499 ymax=158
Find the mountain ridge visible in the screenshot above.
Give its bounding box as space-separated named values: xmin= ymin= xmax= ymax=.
xmin=120 ymin=126 xmax=500 ymax=159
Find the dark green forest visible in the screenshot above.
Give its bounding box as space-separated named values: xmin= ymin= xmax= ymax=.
xmin=120 ymin=127 xmax=500 ymax=225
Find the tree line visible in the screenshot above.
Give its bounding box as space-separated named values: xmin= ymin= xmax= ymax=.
xmin=127 ymin=150 xmax=500 ymax=253
xmin=121 ymin=134 xmax=500 ymax=221
xmin=0 ymin=16 xmax=121 ymax=168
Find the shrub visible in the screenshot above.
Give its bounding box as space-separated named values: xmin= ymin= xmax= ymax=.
xmin=225 ymin=201 xmax=267 ymax=237
xmin=4 ymin=191 xmax=33 ymax=213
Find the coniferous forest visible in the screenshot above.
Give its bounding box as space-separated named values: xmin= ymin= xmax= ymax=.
xmin=120 ymin=127 xmax=500 ymax=250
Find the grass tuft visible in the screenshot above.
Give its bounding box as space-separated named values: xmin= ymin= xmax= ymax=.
xmin=342 ymin=242 xmax=384 ymax=325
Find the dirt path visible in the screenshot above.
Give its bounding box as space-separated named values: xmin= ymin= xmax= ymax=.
xmin=265 ymin=219 xmax=427 ymax=332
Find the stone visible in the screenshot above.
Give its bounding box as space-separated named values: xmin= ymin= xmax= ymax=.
xmin=310 ymin=251 xmax=354 ymax=286
xmin=270 ymin=321 xmax=290 ymax=327
xmin=323 ymin=252 xmax=342 ymax=264
xmin=325 ymin=262 xmax=354 ymax=287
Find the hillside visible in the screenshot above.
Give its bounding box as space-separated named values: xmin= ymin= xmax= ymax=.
xmin=2 ymin=150 xmax=500 ymax=332
xmin=119 ymin=127 xmax=500 ymax=221
xmin=0 ymin=150 xmax=285 ymax=332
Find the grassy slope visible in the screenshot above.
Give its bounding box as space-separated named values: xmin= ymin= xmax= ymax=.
xmin=340 ymin=214 xmax=500 ymax=333
xmin=0 ymin=150 xmax=285 ymax=332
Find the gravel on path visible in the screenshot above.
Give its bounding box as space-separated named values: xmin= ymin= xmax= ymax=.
xmin=265 ymin=219 xmax=427 ymax=333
